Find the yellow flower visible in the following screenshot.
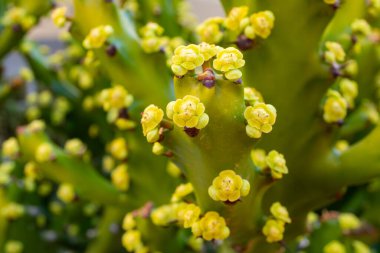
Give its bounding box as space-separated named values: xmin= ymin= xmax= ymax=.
xmin=196 ymin=17 xmax=224 ymax=44
xmin=57 ymin=183 xmax=75 ymax=203
xmin=141 ymin=36 xmax=166 ymax=53
xmin=199 ymin=42 xmax=218 ymax=61
xmin=2 ymin=7 xmax=36 ymax=30
xmin=166 ymin=95 xmax=209 ymax=129
xmin=171 ymin=44 xmax=204 ymax=76
xmin=266 ymin=150 xmax=288 ymax=179
xmin=1 ymin=202 xmax=24 ymax=220
xmin=35 ymin=143 xmax=55 ymax=163
xmin=324 ymin=42 xmax=346 ymax=63
xmin=344 ymin=60 xmax=358 ymax=77
xmin=262 ymin=219 xmax=285 ymax=243
xmin=250 ymin=149 xmax=267 ymax=169
xmin=191 ymin=211 xmax=230 ymax=241
xmin=224 ymin=6 xmax=249 ymax=30
xmin=208 ymin=170 xmax=250 ymax=202
xmin=176 ymin=203 xmax=201 ymax=228
xmin=51 ymin=7 xmax=67 ymax=28
xmin=353 ymin=240 xmax=371 ymax=253
xmin=122 ymin=230 xmax=142 ymax=252
xmin=108 ymin=137 xmax=128 ymax=160
xmin=151 ymin=204 xmax=178 ymax=226
xmin=140 ymin=22 xmax=164 ymax=37
xmin=250 ymin=11 xmax=275 ymax=39
xmin=20 ymin=67 xmax=34 ymax=82
xmin=167 ymin=161 xmax=182 ymax=178
xmin=339 ymin=79 xmax=358 ymax=108
xmin=171 ymin=183 xmax=194 ymax=202
xmin=213 ymin=47 xmax=245 ymax=80
xmin=83 ymin=25 xmax=114 ymax=49
xmin=188 ymin=235 xmax=203 ymax=251
xmin=335 ymin=140 xmax=349 ymax=154
xmin=323 ymin=90 xmax=347 ymax=123
xmin=324 ymin=240 xmax=346 ymax=253
xmin=244 ymin=102 xmax=277 ymax=138
xmin=122 ymin=213 xmax=136 ymax=230
xmin=307 ymin=212 xmax=319 ymax=226
xmin=338 ymin=213 xmax=360 ymax=231
xmin=5 ymin=240 xmax=23 ymax=253
xmin=270 ymin=202 xmax=291 ymax=223
xmin=24 ymin=162 xmax=40 ymax=180
xmin=115 ymin=118 xmax=136 ymax=130
xmin=39 ymin=90 xmax=53 ymax=107
xmin=2 ymin=137 xmax=19 ymax=159
xmin=152 ymin=142 xmax=165 ymax=155
xmin=111 ymin=163 xmax=130 ymax=191
xmin=99 ymin=85 xmax=133 ymax=111
xmin=64 ymin=139 xmax=86 ymax=156
xmin=351 ymin=19 xmax=371 ymax=36
xmin=244 ymin=87 xmax=264 ymax=105
xmin=141 ymin=105 xmax=164 ymax=137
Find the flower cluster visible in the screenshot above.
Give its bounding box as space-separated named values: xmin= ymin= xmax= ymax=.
xmin=244 ymin=87 xmax=264 ymax=105
xmin=0 ymin=162 xmax=15 ymax=186
xmin=266 ymin=150 xmax=289 ymax=179
xmin=121 ymin=211 xmax=149 ymax=252
xmin=244 ymin=102 xmax=277 ymax=138
xmin=151 ymin=199 xmax=229 ymax=241
xmin=166 ymin=95 xmax=209 ymax=131
xmin=151 ymin=203 xmax=178 ymax=226
xmin=111 ymin=163 xmax=130 ymax=191
xmin=1 ymin=7 xmax=36 ymax=30
xmin=4 ymin=240 xmax=23 ymax=253
xmin=351 ymin=19 xmax=371 ymax=36
xmin=196 ymin=18 xmax=224 ymax=44
xmin=171 ymin=44 xmax=205 ymax=76
xmin=250 ymin=149 xmax=289 ymax=179
xmin=83 ymin=25 xmax=114 ymax=49
xmin=191 ymin=211 xmax=230 ymax=241
xmin=99 ymin=85 xmax=134 ymax=111
xmin=324 ymin=41 xmax=346 ymax=64
xmin=57 ymin=183 xmax=76 ymax=203
xmin=208 ymin=170 xmax=250 ymax=202
xmin=140 ymin=22 xmax=168 ymax=53
xmin=108 ymin=137 xmax=128 ymax=160
xmin=323 ymin=90 xmax=347 ymax=124
xmin=1 ymin=202 xmax=24 ymax=220
xmin=141 ymin=105 xmax=164 ymax=143
xmin=35 ymin=143 xmax=55 ymax=163
xmin=64 ymin=139 xmax=87 ymax=157
xmin=323 ymin=240 xmax=346 ymax=253
xmin=2 ymin=137 xmax=20 ymax=159
xmin=51 ymin=7 xmax=68 ymax=28
xmin=246 ymin=11 xmax=275 ymax=39
xmin=262 ymin=202 xmax=291 ymax=243
xmin=339 ymin=78 xmax=358 ymax=108
xmin=171 ymin=183 xmax=194 ymax=202
xmin=338 ymin=213 xmax=361 ymax=231
xmin=176 ymin=203 xmax=201 ymax=228
xmin=213 ymin=47 xmax=245 ymax=81
xmin=196 ymin=7 xmax=275 ymax=48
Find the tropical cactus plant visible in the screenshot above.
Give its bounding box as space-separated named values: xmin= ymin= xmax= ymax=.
xmin=1 ymin=0 xmax=380 ymax=252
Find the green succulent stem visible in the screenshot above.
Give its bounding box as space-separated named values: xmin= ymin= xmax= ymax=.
xmin=16 ymin=128 xmax=127 ymax=207
xmin=72 ymin=0 xmax=172 ymax=107
xmin=340 ymin=124 xmax=380 ymax=185
xmin=85 ymin=206 xmax=126 ymax=253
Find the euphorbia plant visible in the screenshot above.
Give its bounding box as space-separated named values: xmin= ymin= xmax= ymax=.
xmin=1 ymin=0 xmax=380 ymax=252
